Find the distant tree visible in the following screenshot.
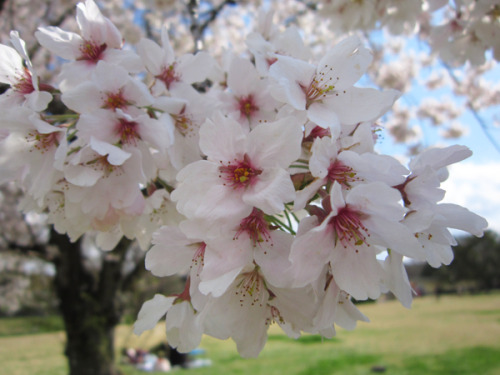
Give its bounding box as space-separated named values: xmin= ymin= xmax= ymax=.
xmin=423 ymin=230 xmax=500 ymax=291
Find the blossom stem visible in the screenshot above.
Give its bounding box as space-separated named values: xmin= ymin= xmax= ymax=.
xmin=44 ymin=114 xmax=79 ymax=122
xmin=265 ymin=214 xmax=296 ymax=235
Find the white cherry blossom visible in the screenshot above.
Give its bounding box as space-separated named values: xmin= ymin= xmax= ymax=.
xmin=137 ymin=26 xmax=215 ymax=96
xmin=269 ymin=35 xmax=399 ymax=130
xmin=290 ymin=182 xmax=423 ymax=300
xmin=171 ymin=113 xmax=303 ymax=222
xmin=0 ymin=32 xmax=52 ymax=111
xmin=35 ymin=0 xmax=143 ymax=90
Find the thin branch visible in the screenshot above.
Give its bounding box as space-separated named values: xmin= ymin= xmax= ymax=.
xmin=443 ymin=63 xmax=500 ymax=155
xmin=187 ymin=0 xmax=237 ymax=53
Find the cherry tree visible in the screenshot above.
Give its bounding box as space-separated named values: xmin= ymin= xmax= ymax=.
xmin=0 ymin=1 xmax=494 ymax=375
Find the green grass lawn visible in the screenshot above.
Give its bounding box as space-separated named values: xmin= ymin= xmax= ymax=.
xmin=1 ymin=293 xmax=500 ymax=375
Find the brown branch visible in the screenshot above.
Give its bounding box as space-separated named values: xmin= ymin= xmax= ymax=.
xmin=188 ymin=0 xmax=238 ymax=52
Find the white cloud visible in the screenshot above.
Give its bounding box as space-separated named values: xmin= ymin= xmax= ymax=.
xmin=441 ymin=161 xmax=500 ymax=233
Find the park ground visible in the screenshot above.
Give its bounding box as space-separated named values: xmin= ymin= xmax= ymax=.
xmin=1 ymin=292 xmax=499 ymax=375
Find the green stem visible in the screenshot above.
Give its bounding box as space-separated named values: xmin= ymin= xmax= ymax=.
xmin=44 ymin=114 xmax=79 ymax=122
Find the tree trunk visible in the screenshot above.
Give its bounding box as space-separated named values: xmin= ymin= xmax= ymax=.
xmin=51 ymin=230 xmax=131 ymax=375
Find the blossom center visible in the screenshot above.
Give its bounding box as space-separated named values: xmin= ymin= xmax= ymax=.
xmin=85 ymin=155 xmax=118 ymax=176
xmin=304 ymin=126 xmax=331 ymax=143
xmin=190 ymin=242 xmax=206 ymax=277
xmin=235 ymin=267 xmax=266 ymax=307
xmin=103 ymin=90 xmax=128 ymax=111
xmin=173 ymin=106 xmax=194 ymax=136
xmin=78 ymin=40 xmax=107 ymax=63
xmin=302 ymin=66 xmax=341 ymax=109
xmin=237 ymin=95 xmax=259 ymax=119
xmin=327 ymin=160 xmax=357 ymax=187
xmin=329 ymin=205 xmax=369 ymax=249
xmin=219 ymin=155 xmax=262 ymax=189
xmin=115 ymin=118 xmax=140 ymax=145
xmin=26 ymin=131 xmax=60 ymax=153
xmin=266 ymin=57 xmax=278 ymax=67
xmin=234 ymin=208 xmax=272 ymax=247
xmin=156 ymin=64 xmax=180 ymax=90
xmin=13 ymin=68 xmax=35 ymax=95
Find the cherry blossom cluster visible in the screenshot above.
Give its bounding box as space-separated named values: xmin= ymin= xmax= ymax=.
xmin=0 ymin=0 xmax=488 ymax=357
xmin=314 ymin=0 xmax=500 ymax=66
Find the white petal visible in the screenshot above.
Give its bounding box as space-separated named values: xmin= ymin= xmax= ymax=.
xmin=136 ymin=37 xmax=165 ymax=75
xmin=199 ymin=267 xmax=245 ymax=297
xmin=310 ymin=136 xmax=339 ymax=178
xmin=409 ymin=145 xmax=472 ymax=175
xmin=346 ymin=182 xmax=404 ymax=220
xmin=61 ymin=82 xmax=102 ymax=113
xmin=289 ymin=221 xmax=333 ymax=287
xmin=317 ymin=36 xmax=372 ymax=91
xmin=308 ymin=101 xmax=340 ymax=129
xmin=146 ymin=226 xmax=197 ymax=276
xmin=269 ymin=55 xmax=315 ymax=110
xmin=134 ymin=294 xmax=174 ymax=335
xmin=25 ymin=91 xmax=53 ymax=112
xmin=178 ymin=52 xmax=214 ymax=84
xmin=243 ymin=168 xmax=295 ymax=214
xmin=255 ymin=230 xmax=295 ymax=288
xmin=330 ymin=243 xmax=382 ymax=301
xmin=325 ymin=87 xmax=399 ymax=125
xmin=199 ymin=113 xmax=247 ymax=162
xmin=77 ymin=0 xmax=122 ymax=47
xmin=93 ymin=61 xmax=129 ymax=92
xmin=381 ymin=252 xmax=413 ymax=308
xmin=64 ymin=164 xmax=103 ymax=186
xmin=0 ymin=44 xmax=23 ymax=84
xmin=90 ymin=136 xmax=131 ymax=165
xmin=35 ymin=27 xmax=82 ymax=60
xmin=103 ymin=49 xmax=144 ymax=73
xmin=335 ymin=297 xmax=369 ymax=330
xmin=228 ymin=57 xmax=261 ymax=95
xmin=435 ymin=203 xmax=488 ymax=237
xmin=247 ymin=116 xmax=303 ymax=169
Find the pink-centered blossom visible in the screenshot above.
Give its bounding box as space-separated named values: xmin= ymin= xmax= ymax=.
xmin=75 ymin=108 xmax=173 ymax=152
xmin=0 ymin=108 xmax=67 ymax=205
xmin=290 ymin=182 xmax=423 ymax=300
xmin=35 ymin=0 xmax=143 ymax=90
xmin=137 ymin=27 xmax=214 ymax=95
xmin=171 ymin=112 xmax=303 ymax=222
xmin=0 ymin=31 xmax=52 ymax=111
xmin=201 ymin=262 xmax=318 ymax=358
xmin=61 ymin=61 xmax=153 ymax=115
xmin=220 ymin=56 xmax=279 ymax=128
xmin=269 ymin=35 xmax=399 ymax=130
xmin=295 ymin=135 xmax=408 ymax=210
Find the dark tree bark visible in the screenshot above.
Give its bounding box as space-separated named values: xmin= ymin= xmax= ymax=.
xmin=51 ymin=230 xmax=132 ymax=375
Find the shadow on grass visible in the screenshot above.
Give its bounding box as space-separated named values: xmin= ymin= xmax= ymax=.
xmin=267 ymin=334 xmax=340 ymax=345
xmin=400 ymin=346 xmax=500 ymax=374
xmin=0 ymin=315 xmax=64 ymax=337
xmin=297 ymin=352 xmax=380 ymax=375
